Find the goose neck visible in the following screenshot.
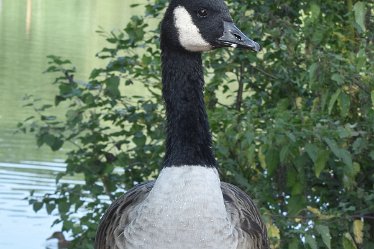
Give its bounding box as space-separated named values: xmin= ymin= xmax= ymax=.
xmin=161 ymin=48 xmax=216 ymax=168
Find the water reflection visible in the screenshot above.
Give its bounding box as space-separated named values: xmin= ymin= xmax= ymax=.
xmin=0 ymin=0 xmax=142 ymax=248
xmin=0 ymin=161 xmax=82 ymax=248
xmin=26 ymin=0 xmax=32 ymax=35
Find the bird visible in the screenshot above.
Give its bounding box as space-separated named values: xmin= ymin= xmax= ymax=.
xmin=95 ymin=0 xmax=268 ymax=248
xmin=45 ymin=232 xmax=71 ymax=249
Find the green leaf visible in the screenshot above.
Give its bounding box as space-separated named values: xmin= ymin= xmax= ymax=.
xmin=38 ymin=104 xmax=53 ymax=111
xmin=35 ymin=138 xmax=43 ymax=148
xmin=353 ymin=2 xmax=367 ymax=32
xmin=316 ymin=224 xmax=332 ymax=249
xmin=344 ymin=162 xmax=360 ymax=180
xmin=338 ymin=92 xmax=350 ymax=117
xmin=44 ymin=134 xmax=63 ymax=151
xmin=371 ymin=90 xmax=374 ymax=109
xmin=33 ymin=201 xmax=43 ymax=212
xmin=291 ymin=182 xmax=303 ymax=195
xmin=133 ymin=131 xmax=146 ymax=147
xmin=89 ymin=68 xmax=102 ymax=79
xmin=62 ymin=220 xmax=75 ymax=231
xmin=265 ymin=148 xmax=279 ymax=175
xmin=308 ymin=63 xmax=318 ymax=83
xmin=339 ymin=148 xmax=353 ymax=167
xmin=355 ymin=48 xmax=367 ymax=70
xmin=288 ymin=238 xmax=299 ymax=249
xmin=105 ymin=76 xmax=121 ymax=99
xmin=325 ymin=138 xmax=340 ymax=157
xmin=315 ymin=149 xmax=330 ymax=177
xmin=343 ymin=233 xmax=357 ymax=249
xmin=55 ymin=95 xmax=66 ymax=106
xmin=66 ymin=109 xmax=82 ymax=126
xmin=41 ymin=115 xmax=57 ymax=121
xmin=57 ymin=198 xmax=70 ymax=214
xmin=337 ymin=127 xmax=352 ymax=138
xmin=328 ymin=89 xmax=341 ymax=114
xmin=305 ymin=234 xmax=317 ymax=249
xmin=286 ymin=132 xmax=296 ymax=142
xmin=258 ymin=146 xmax=267 ymax=170
xmin=369 ymin=151 xmax=374 ymax=160
xmin=305 ymin=143 xmax=318 ymax=162
xmin=331 ymin=74 xmax=344 ymax=85
xmin=310 ymin=3 xmax=321 ymax=21
xmin=46 ymin=203 xmax=56 ymax=215
xmin=324 ymin=138 xmax=352 ymax=167
xmin=279 ymin=144 xmax=290 ymax=163
xmin=288 ymin=195 xmax=305 ymax=215
xmin=352 ymin=138 xmax=368 ymax=154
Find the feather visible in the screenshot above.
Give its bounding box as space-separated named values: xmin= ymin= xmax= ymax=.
xmin=221 ymin=182 xmax=269 ymax=249
xmin=94 ymin=182 xmax=154 ymax=249
xmin=95 ymin=181 xmax=269 ymax=249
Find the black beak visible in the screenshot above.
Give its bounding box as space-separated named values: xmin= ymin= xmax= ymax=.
xmin=216 ymin=21 xmax=260 ymax=52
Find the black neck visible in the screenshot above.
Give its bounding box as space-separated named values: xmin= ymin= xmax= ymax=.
xmin=161 ymin=47 xmax=216 ymax=168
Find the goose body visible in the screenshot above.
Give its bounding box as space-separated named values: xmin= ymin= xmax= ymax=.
xmin=95 ymin=0 xmax=268 ymax=248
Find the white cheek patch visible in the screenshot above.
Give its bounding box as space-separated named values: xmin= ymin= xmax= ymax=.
xmin=173 ymin=6 xmax=212 ymax=52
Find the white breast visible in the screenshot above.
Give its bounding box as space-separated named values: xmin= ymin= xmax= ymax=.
xmin=122 ymin=166 xmax=238 ymax=249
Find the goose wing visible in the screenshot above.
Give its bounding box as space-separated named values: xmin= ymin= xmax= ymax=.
xmin=94 ymin=181 xmax=155 ymax=249
xmin=221 ymin=182 xmax=269 ymax=249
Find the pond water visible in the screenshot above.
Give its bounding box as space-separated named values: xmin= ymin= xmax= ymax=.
xmin=0 ymin=0 xmax=142 ymax=248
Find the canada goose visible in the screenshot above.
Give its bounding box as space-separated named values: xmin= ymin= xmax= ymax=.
xmin=95 ymin=0 xmax=268 ymax=248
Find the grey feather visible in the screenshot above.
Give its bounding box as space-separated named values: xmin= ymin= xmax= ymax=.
xmin=221 ymin=182 xmax=269 ymax=249
xmin=94 ymin=181 xmax=155 ymax=249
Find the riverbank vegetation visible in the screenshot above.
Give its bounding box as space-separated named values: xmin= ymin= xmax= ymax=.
xmin=19 ymin=0 xmax=373 ymax=248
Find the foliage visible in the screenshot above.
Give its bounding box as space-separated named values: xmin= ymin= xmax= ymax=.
xmin=18 ymin=0 xmax=374 ymax=248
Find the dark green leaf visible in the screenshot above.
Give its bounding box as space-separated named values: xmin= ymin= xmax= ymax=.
xmin=324 ymin=138 xmax=352 ymax=167
xmin=353 ymin=2 xmax=367 ymax=32
xmin=305 ymin=234 xmax=317 ymax=249
xmin=33 ymin=201 xmax=43 ymax=212
xmin=328 ymin=89 xmax=341 ymax=114
xmin=316 ymin=224 xmax=331 ymax=249
xmin=46 ymin=203 xmax=56 ymax=215
xmin=105 ymin=76 xmax=121 ymax=99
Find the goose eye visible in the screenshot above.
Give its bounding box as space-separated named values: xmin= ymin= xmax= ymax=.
xmin=197 ymin=8 xmax=208 ymax=18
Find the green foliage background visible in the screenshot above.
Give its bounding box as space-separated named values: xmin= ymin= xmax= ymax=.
xmin=19 ymin=0 xmax=374 ymax=248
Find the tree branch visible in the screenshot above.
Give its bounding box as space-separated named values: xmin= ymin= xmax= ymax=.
xmin=235 ymin=63 xmax=244 ymax=111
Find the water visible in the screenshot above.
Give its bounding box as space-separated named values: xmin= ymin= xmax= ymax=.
xmin=0 ymin=160 xmax=84 ymax=248
xmin=0 ymin=0 xmax=143 ymax=248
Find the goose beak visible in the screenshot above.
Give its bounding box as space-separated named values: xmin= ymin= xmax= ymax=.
xmin=216 ymin=21 xmax=261 ymax=52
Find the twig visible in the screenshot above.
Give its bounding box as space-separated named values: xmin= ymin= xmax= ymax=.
xmin=250 ymin=65 xmax=279 ymax=80
xmin=235 ymin=62 xmax=244 ymax=111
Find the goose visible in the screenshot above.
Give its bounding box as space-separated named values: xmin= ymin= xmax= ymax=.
xmin=95 ymin=0 xmax=268 ymax=248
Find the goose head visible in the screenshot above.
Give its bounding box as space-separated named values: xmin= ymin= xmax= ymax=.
xmin=161 ymin=0 xmax=260 ymax=52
